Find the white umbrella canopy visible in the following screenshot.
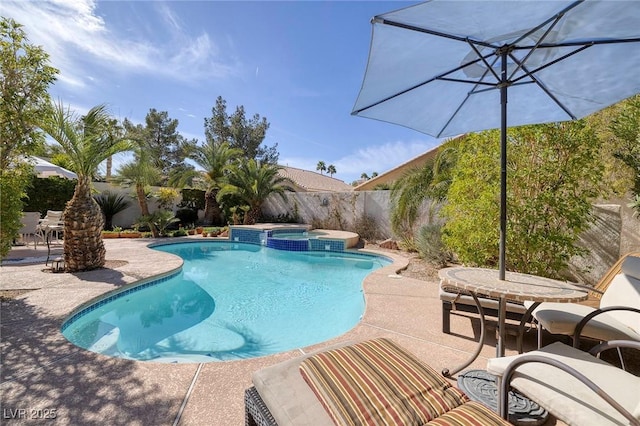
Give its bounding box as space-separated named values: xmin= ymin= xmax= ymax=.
xmin=352 ymin=0 xmax=640 ymax=278
xmin=28 ymin=156 xmax=77 ymax=179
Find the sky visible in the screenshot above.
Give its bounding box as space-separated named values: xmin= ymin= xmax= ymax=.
xmin=2 ymin=0 xmax=444 ymax=184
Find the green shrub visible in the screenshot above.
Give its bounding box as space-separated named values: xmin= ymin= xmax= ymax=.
xmin=261 ymin=212 xmax=298 ymax=223
xmin=94 ymin=191 xmax=131 ymax=230
xmin=415 ymin=223 xmax=450 ymax=267
xmin=0 ymin=167 xmax=30 ymax=258
xmin=176 ymin=208 xmax=198 ymax=227
xmin=171 ymin=229 xmax=188 ymax=237
xmin=179 ymin=188 xmax=205 ymax=211
xmin=22 ymin=175 xmax=75 ymax=216
xmin=137 ymin=210 xmax=180 ymax=237
xmin=354 ymin=215 xmax=382 ymax=242
xmin=442 ymin=123 xmax=603 ymax=277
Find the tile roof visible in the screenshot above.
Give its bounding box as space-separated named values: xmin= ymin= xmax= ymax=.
xmin=278 ymin=165 xmax=353 ymax=192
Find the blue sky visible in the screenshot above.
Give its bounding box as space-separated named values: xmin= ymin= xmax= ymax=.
xmin=3 ymin=0 xmax=442 ymax=184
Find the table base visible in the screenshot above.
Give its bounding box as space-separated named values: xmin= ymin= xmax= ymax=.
xmin=457 ymin=369 xmax=548 ymax=426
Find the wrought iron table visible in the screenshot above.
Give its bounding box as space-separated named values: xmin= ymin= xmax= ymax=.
xmin=439 ymin=267 xmax=588 ymax=424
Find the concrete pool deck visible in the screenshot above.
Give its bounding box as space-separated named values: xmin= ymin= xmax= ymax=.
xmin=1 ymin=237 xmax=543 ymax=425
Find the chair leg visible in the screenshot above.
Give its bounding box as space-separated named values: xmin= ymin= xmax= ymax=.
xmin=516 ymin=302 xmax=539 ymax=353
xmin=537 ymin=323 xmax=543 ymax=349
xmin=617 ymin=347 xmax=627 ymax=370
xmin=442 ymin=301 xmax=452 ymax=334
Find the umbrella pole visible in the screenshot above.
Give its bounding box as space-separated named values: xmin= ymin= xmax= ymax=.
xmin=499 ymin=50 xmax=508 ymax=281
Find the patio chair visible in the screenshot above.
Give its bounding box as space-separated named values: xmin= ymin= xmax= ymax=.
xmin=487 ymin=340 xmax=640 ymax=426
xmin=17 ymin=212 xmax=42 ymax=248
xmin=529 ymin=254 xmax=640 ymax=351
xmin=246 ymin=338 xmax=512 ymax=425
xmin=36 ymin=210 xmax=64 ymax=243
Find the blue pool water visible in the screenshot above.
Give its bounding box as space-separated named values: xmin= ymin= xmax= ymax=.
xmin=62 ymin=241 xmax=390 ymax=362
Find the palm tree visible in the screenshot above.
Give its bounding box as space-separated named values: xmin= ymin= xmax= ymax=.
xmin=112 ymin=143 xmax=162 ymax=236
xmin=327 ymin=164 xmax=337 ymax=177
xmin=390 ymin=163 xmax=435 ymax=238
xmin=175 ymin=140 xmax=242 ymax=225
xmin=316 ymin=161 xmax=326 ymax=175
xmin=389 ymin=143 xmax=459 ymax=239
xmin=41 ymin=102 xmax=130 ymax=271
xmin=218 ymin=160 xmax=293 ymax=225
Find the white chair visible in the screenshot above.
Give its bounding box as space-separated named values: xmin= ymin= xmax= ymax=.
xmin=36 ymin=210 xmax=64 ymax=243
xmin=530 ymin=255 xmax=640 ymax=350
xmin=488 ymin=340 xmax=640 ymax=426
xmin=18 ymin=212 xmax=42 ymax=248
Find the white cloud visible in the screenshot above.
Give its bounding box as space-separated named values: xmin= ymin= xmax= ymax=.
xmin=280 ymin=139 xmax=441 ymax=182
xmin=333 ymin=140 xmax=439 ymax=177
xmin=2 ymin=0 xmax=239 ymax=91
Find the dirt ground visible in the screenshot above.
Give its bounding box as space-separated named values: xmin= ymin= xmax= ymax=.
xmin=365 ymin=243 xmax=442 ymax=282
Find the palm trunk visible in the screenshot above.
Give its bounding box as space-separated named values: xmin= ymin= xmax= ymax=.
xmin=243 ymin=205 xmax=261 ymax=225
xmin=63 ymin=176 xmax=105 ymax=271
xmin=106 ymin=155 xmax=112 ymax=181
xmin=204 ymin=188 xmax=223 ymax=226
xmin=136 ymin=183 xmax=159 ymax=237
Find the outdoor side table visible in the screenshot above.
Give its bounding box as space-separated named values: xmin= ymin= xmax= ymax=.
xmin=438 ymin=267 xmax=588 ymax=424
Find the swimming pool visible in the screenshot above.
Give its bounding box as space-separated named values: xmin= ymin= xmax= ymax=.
xmin=61 ymin=241 xmax=390 ymax=362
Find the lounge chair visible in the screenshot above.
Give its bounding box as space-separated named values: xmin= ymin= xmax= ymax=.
xmin=488 ymin=340 xmax=640 ymax=426
xmin=528 ymin=254 xmax=640 ymax=349
xmin=246 ymin=338 xmax=511 ymax=425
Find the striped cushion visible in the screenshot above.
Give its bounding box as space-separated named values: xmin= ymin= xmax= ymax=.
xmin=299 ymin=338 xmax=507 ymax=425
xmin=426 ymin=401 xmax=511 ymax=426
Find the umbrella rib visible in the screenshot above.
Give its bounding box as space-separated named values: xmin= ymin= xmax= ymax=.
xmin=437 ymin=77 xmax=496 ymax=87
xmin=468 ymin=39 xmax=501 ymax=82
xmin=511 ymin=0 xmax=584 ymax=46
xmin=438 ymin=59 xmax=500 ymax=137
xmin=354 ymin=17 xmax=506 ymax=115
xmin=510 ymin=44 xmax=592 ymax=86
xmin=517 ymin=37 xmax=640 ymax=50
xmin=374 ymin=17 xmax=500 ymax=49
xmin=508 ymin=11 xmax=565 ymax=81
xmin=508 ymin=53 xmax=578 ymax=120
xmin=352 ymin=55 xmax=491 ymax=115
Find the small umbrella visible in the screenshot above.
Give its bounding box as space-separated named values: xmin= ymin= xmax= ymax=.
xmin=29 ymin=156 xmax=77 ymax=179
xmin=352 ymin=0 xmax=640 ymax=279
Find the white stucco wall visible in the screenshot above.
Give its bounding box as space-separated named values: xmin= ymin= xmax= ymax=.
xmin=262 ymin=190 xmax=436 ymax=240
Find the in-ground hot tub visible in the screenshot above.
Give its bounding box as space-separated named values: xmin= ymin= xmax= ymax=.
xmin=228 ymin=225 xmax=360 ymax=252
xmin=267 ymin=230 xmax=324 ymax=251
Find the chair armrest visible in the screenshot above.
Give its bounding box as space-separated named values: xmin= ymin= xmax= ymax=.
xmin=498 ymin=354 xmax=640 ymax=426
xmin=573 ymin=306 xmax=640 ymax=346
xmin=588 ymin=339 xmax=640 ymax=356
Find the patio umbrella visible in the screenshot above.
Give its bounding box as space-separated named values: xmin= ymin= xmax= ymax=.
xmin=352 ymin=0 xmax=640 ymax=279
xmin=28 ymin=156 xmax=77 ymax=179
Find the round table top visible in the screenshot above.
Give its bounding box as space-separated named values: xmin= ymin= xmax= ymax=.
xmin=439 ymin=267 xmax=589 ymax=303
